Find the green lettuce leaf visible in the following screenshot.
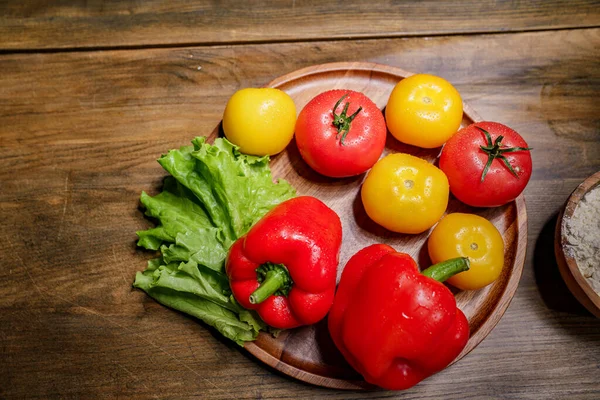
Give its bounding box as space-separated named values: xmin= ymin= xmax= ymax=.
xmin=136 ymin=177 xmax=214 ymax=250
xmin=190 ymin=137 xmax=295 ymax=238
xmin=158 ymin=145 xmax=233 ymax=239
xmin=134 ymin=269 xmax=263 ymax=345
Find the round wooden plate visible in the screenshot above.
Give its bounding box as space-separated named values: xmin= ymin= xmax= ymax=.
xmin=555 ymin=171 xmax=600 ymax=318
xmin=216 ymin=62 xmax=527 ymax=389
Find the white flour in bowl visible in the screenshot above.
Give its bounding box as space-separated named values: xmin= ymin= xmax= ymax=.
xmin=564 ymin=184 xmax=600 ymax=295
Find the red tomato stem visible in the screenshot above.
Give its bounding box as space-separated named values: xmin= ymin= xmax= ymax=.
xmin=332 ymin=93 xmax=363 ymax=145
xmin=477 ymin=126 xmax=533 ymax=183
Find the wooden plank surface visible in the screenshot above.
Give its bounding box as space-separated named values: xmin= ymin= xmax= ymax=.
xmin=1 ymin=0 xmax=600 ymax=50
xmin=1 ymin=27 xmax=599 ymax=399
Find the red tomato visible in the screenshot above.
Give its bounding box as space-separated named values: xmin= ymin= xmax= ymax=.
xmin=439 ymin=121 xmax=532 ymax=207
xmin=295 ymin=90 xmax=387 ymax=177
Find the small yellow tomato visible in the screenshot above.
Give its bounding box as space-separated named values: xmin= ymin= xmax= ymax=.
xmin=385 ymin=74 xmax=463 ymax=148
xmin=361 ymin=153 xmax=449 ymax=234
xmin=223 ymin=88 xmax=296 ymax=156
xmin=428 ymin=213 xmax=504 ymax=290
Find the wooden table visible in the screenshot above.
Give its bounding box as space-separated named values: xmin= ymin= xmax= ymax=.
xmin=1 ymin=1 xmax=599 ymax=399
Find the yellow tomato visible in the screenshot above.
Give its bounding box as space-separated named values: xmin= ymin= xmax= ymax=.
xmin=428 ymin=213 xmax=504 ymax=290
xmin=361 ymin=153 xmax=449 ymax=234
xmin=223 ymin=88 xmax=296 ymax=156
xmin=385 ymin=74 xmax=463 ymax=148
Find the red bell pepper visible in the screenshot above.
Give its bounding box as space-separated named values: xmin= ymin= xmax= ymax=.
xmin=226 ymin=196 xmax=342 ymax=329
xmin=328 ymin=244 xmax=470 ymax=390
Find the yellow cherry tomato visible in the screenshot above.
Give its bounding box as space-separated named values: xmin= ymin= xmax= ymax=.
xmin=223 ymin=88 xmax=296 ymax=156
xmin=385 ymin=74 xmax=463 ymax=148
xmin=428 ymin=213 xmax=504 ymax=290
xmin=361 ymin=153 xmax=449 ymax=234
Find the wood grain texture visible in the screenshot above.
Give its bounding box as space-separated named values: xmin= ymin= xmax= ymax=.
xmin=1 ymin=0 xmax=600 ymax=50
xmin=1 ymin=28 xmax=600 ymax=399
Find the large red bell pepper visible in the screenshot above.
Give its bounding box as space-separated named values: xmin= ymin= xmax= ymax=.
xmin=226 ymin=196 xmax=342 ymax=329
xmin=328 ymin=244 xmax=470 ymax=390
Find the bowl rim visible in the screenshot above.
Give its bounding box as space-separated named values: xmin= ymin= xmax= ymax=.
xmin=556 ymin=170 xmax=600 ymax=317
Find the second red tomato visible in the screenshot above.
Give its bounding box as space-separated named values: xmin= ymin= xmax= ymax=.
xmin=295 ymin=90 xmax=387 ymax=177
xmin=439 ymin=121 xmax=532 ymax=207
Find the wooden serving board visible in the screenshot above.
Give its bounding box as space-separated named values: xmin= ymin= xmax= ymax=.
xmin=210 ymin=62 xmax=527 ymax=390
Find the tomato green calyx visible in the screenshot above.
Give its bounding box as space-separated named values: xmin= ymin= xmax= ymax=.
xmin=249 ymin=262 xmax=293 ymax=304
xmin=332 ymin=93 xmax=363 ymax=146
xmin=477 ymin=126 xmax=532 ymax=183
xmin=422 ymin=257 xmax=470 ymax=283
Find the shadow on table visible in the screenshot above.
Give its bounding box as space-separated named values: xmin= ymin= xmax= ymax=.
xmin=532 ymin=212 xmax=591 ymax=316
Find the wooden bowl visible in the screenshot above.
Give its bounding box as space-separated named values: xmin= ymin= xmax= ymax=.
xmin=211 ymin=62 xmax=527 ymax=389
xmin=555 ymin=171 xmax=600 ymax=318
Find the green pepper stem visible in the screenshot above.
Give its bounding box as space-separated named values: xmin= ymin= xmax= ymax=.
xmin=249 ymin=264 xmax=291 ymax=304
xmin=421 ymin=257 xmax=470 ymax=282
